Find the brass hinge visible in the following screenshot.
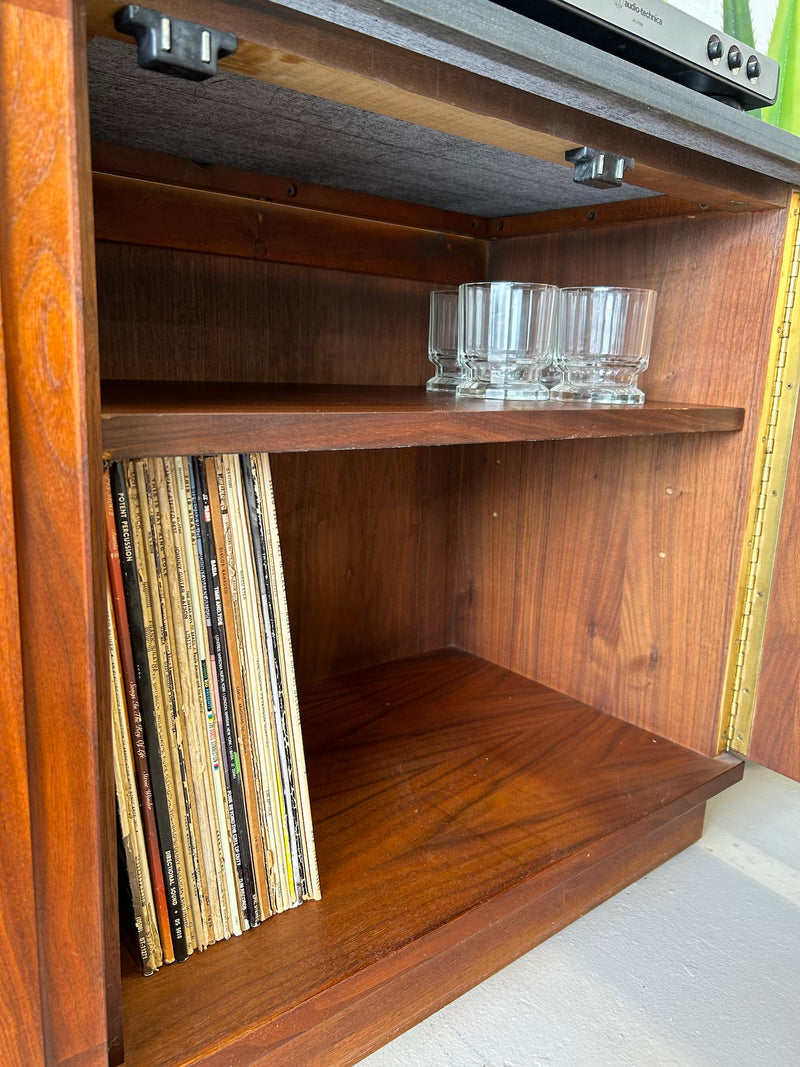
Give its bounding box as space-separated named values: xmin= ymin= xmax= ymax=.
xmin=720 ymin=193 xmax=800 ymax=754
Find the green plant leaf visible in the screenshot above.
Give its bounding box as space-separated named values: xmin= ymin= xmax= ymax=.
xmin=723 ymin=0 xmax=756 ymax=46
xmin=762 ymin=0 xmax=800 ymax=136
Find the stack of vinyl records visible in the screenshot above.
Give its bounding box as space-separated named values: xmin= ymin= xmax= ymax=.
xmin=104 ymin=454 xmax=320 ymax=974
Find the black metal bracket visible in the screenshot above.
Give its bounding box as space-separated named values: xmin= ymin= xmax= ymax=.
xmin=565 ymin=146 xmax=635 ymax=189
xmin=114 ymin=5 xmax=237 ymax=81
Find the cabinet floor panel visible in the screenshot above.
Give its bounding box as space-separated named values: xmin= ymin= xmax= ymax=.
xmin=118 ymin=648 xmax=742 ymax=1066
xmin=101 ymin=382 xmax=744 ymax=456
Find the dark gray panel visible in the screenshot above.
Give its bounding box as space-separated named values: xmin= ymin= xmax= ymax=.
xmin=87 ymin=37 xmax=656 ymax=217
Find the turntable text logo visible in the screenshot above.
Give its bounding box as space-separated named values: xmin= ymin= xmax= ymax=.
xmin=622 ymin=0 xmax=663 ymax=24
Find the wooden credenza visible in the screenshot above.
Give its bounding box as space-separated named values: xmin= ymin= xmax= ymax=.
xmin=1 ymin=1 xmax=798 ymax=1063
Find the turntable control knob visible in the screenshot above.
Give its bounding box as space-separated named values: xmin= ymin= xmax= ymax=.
xmin=746 ymin=55 xmax=761 ymax=82
xmin=727 ymin=45 xmax=743 ymax=73
xmin=707 ymin=35 xmax=723 ymax=64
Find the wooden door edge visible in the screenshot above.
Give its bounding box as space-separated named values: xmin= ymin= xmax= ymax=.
xmin=718 ymin=190 xmax=800 ymax=756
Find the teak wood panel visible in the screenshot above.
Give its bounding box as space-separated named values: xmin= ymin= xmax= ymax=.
xmin=0 ymin=238 xmax=45 ymax=1065
xmin=95 ymin=243 xmax=441 ymax=387
xmin=99 ymin=382 xmax=744 ymax=457
xmin=457 ymin=211 xmax=788 ymax=755
xmin=485 ymin=196 xmax=730 ymax=238
xmin=92 ymin=173 xmax=486 ymax=285
xmin=88 ymin=142 xmax=772 ymax=252
xmin=0 ymin=2 xmax=117 ymax=1063
xmin=748 ymin=416 xmax=800 ymax=780
xmin=487 ymin=209 xmax=786 ymax=411
xmin=91 ymin=141 xmax=489 ymax=238
xmin=118 ymin=650 xmax=742 ymax=1066
xmin=244 ymin=807 xmax=706 ymax=1067
xmin=270 ymin=449 xmax=459 ymax=683
xmin=84 ymin=0 xmax=787 ymax=212
xmin=454 ymin=436 xmax=745 ymax=755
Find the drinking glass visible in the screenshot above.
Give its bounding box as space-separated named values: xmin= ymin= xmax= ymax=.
xmin=455 ymin=281 xmax=558 ymax=401
xmin=426 ymin=289 xmax=461 ymax=392
xmin=551 ymin=286 xmax=658 ymax=405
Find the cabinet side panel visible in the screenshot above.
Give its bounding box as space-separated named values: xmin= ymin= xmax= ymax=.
xmin=720 ymin=198 xmax=800 ymax=781
xmin=455 ymin=435 xmax=747 ymax=754
xmin=456 ymin=211 xmax=786 ymax=754
xmin=0 ymin=231 xmax=45 ymax=1067
xmin=271 ymin=449 xmax=458 ymax=682
xmin=96 ymin=244 xmax=436 ymax=387
xmin=488 ymin=211 xmax=786 ymax=409
xmin=0 ymin=4 xmax=116 ymax=1062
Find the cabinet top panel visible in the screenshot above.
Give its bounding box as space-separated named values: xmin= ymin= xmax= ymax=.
xmin=87 ymin=37 xmax=657 ymax=218
xmin=85 ymin=0 xmax=798 ymax=219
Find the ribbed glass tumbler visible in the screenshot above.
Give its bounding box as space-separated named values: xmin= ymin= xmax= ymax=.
xmin=551 ymin=286 xmax=658 ymax=405
xmin=456 ymin=281 xmax=558 ymax=401
xmin=426 ymin=289 xmax=462 ymax=392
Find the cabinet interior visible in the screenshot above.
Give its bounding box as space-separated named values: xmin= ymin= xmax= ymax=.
xmin=80 ymin=5 xmax=791 ymax=1064
xmin=96 ymin=199 xmax=784 ymax=752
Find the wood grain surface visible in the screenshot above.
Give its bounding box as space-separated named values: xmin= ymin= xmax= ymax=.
xmin=485 ymin=196 xmax=750 ymax=238
xmin=748 ymin=413 xmax=800 ymax=780
xmin=91 ymin=141 xmax=489 ymax=238
xmin=118 ymin=649 xmax=742 ymax=1066
xmin=93 ymin=206 xmax=786 ymax=762
xmin=93 ymin=173 xmax=486 ymax=284
xmin=233 ymin=806 xmax=705 ymax=1067
xmin=0 ymin=3 xmax=115 ymax=1062
xmin=453 ymin=209 xmax=788 ymax=756
xmin=0 ymin=220 xmax=45 ymax=1067
xmin=99 ymin=381 xmax=743 ymax=457
xmin=94 ymin=243 xmax=441 ymax=386
xmin=0 ymin=0 xmax=790 ymax=1064
xmin=270 ymin=449 xmax=458 ymax=682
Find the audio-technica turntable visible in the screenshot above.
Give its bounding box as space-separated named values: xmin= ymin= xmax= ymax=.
xmin=492 ymin=0 xmax=779 ymax=110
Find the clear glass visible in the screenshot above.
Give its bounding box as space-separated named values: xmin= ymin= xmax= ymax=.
xmin=455 ymin=281 xmax=558 ymax=401
xmin=551 ymin=286 xmax=658 ymax=405
xmin=426 ymin=290 xmax=461 ymax=392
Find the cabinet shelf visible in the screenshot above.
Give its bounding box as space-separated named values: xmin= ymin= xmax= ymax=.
xmin=101 ymin=382 xmax=744 ymax=457
xmin=119 ymin=648 xmax=741 ymax=1066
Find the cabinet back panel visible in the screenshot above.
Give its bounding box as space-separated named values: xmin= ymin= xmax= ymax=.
xmin=96 ymin=243 xmax=438 ymax=386
xmin=270 ymin=448 xmax=458 ymax=683
xmin=466 ymin=210 xmax=788 ymax=754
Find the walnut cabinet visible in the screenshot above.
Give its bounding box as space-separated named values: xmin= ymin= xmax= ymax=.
xmin=1 ymin=0 xmax=799 ymax=1064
